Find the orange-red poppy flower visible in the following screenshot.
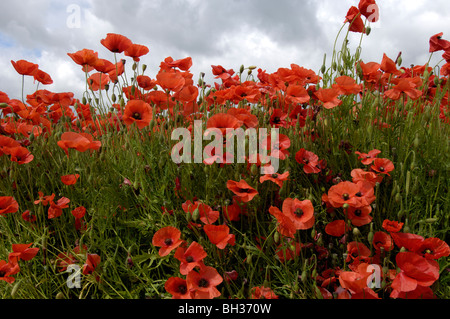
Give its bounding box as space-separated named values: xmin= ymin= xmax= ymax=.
xmin=227 ymin=107 xmax=258 ymax=129
xmin=67 ymin=49 xmax=102 ymax=70
xmin=124 ymin=43 xmax=149 ymax=62
xmin=161 ymin=56 xmax=193 ymax=72
xmin=370 ymin=158 xmax=394 ymax=176
xmin=347 ymin=204 xmax=372 ymax=226
xmin=345 ymin=6 xmax=365 ymax=33
xmin=136 ymin=75 xmax=157 ymax=90
xmin=381 ymin=219 xmax=403 ymax=233
xmin=325 ymin=219 xmax=350 ymax=237
xmin=338 ymin=262 xmax=374 ymax=295
xmin=251 ymin=286 xmax=279 ymax=299
xmin=333 ymin=75 xmax=362 ymax=95
xmin=314 ymin=87 xmax=342 ymax=109
xmin=226 ymin=179 xmax=258 ymax=203
xmin=358 ymin=0 xmax=379 ymax=22
xmin=203 ymin=224 xmax=235 ymax=249
xmin=384 ymin=78 xmax=423 ymax=100
xmin=22 ymin=210 xmax=36 ymax=223
xmin=269 ymin=206 xmax=296 ymax=238
xmin=122 ymin=100 xmax=153 ymax=129
xmin=327 ymin=181 xmax=360 ymax=208
xmin=259 ymin=171 xmax=289 ymax=188
xmin=186 ymin=265 xmax=223 ymax=299
xmin=181 ymin=201 xmax=220 ymax=224
xmin=165 ymin=277 xmax=192 ymax=299
xmin=295 ymin=148 xmax=321 ymax=174
xmin=0 ymin=259 xmax=20 ymax=284
xmin=429 ymin=32 xmax=450 ymax=53
xmin=152 ymin=226 xmax=184 ymax=257
xmin=175 ymin=241 xmax=207 ymax=275
xmin=71 ymin=206 xmax=86 ymax=219
xmin=82 ymin=253 xmax=101 ymax=275
xmin=8 ymin=146 xmax=34 ymax=164
xmin=61 ymin=174 xmax=80 ymax=186
xmin=11 ymin=59 xmax=39 ymax=76
xmin=346 ymin=241 xmax=371 ymax=263
xmin=415 ymin=237 xmax=450 ymax=260
xmin=355 ymin=149 xmax=381 ymax=165
xmin=156 ymin=69 xmax=186 ymax=93
xmin=48 ymin=197 xmax=70 ymax=219
xmin=33 ymin=69 xmax=53 ymax=85
xmin=57 ymin=132 xmax=101 ymax=157
xmin=206 ymin=113 xmax=242 ymax=137
xmin=391 ymin=252 xmax=439 ymax=293
xmin=350 ymin=168 xmax=383 ymax=187
xmin=34 ymin=192 xmax=55 ymax=206
xmin=282 ymin=198 xmax=315 ymax=230
xmin=0 ymin=196 xmax=19 ymax=215
xmin=372 ymin=231 xmax=393 ymax=252
xmin=100 ymin=33 xmax=132 ymax=53
xmin=380 ymin=53 xmax=401 ymax=76
xmin=8 ymin=243 xmax=39 ymax=262
xmin=87 ymin=72 xmax=110 ymax=91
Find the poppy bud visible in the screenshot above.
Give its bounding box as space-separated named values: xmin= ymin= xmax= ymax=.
xmin=424 ymin=217 xmax=438 ymax=223
xmin=11 ymin=280 xmax=20 ymax=298
xmin=365 ymin=26 xmax=371 ymax=36
xmin=192 ymin=207 xmax=200 ymax=221
xmin=352 ymin=227 xmax=361 ymax=237
xmin=321 ymin=64 xmax=326 ymax=74
xmin=301 ymin=270 xmax=308 ymax=283
xmin=246 ymin=254 xmax=252 ymax=265
xmin=394 ymin=193 xmax=401 ymax=203
xmin=82 ymin=96 xmax=87 ymax=105
xmin=56 ymin=292 xmax=65 ymax=299
xmin=240 ymin=65 xmax=245 ymax=74
xmin=405 ymin=170 xmax=411 ymax=196
xmin=273 ymin=231 xmax=280 ymax=244
xmin=413 ymin=134 xmax=419 ymax=149
xmin=342 ymin=203 xmax=349 ymax=210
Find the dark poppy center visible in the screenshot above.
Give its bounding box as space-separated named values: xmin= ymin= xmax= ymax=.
xmin=198 ymin=278 xmax=209 ymax=288
xmin=342 ymin=193 xmax=350 ymax=200
xmin=294 ymin=208 xmax=304 ymax=217
xmin=185 ymin=256 xmax=194 ymax=263
xmin=355 ymin=192 xmax=362 ymax=197
xmin=378 ymin=166 xmax=385 ymax=172
xmin=239 ymin=188 xmax=250 ymax=193
xmin=271 ymin=174 xmax=278 ymax=178
xmin=132 ymin=112 xmax=142 ymax=120
xmin=354 ymin=209 xmax=362 ymax=216
xmin=303 ymin=158 xmax=309 ymax=164
xmin=164 ymin=238 xmax=173 ymax=246
xmin=0 ymin=271 xmax=5 ymax=277
xmin=273 ymin=116 xmax=281 ymax=123
xmin=177 ymin=284 xmax=187 ymax=294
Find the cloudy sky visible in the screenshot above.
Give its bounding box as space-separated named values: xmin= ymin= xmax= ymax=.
xmin=1 ymin=0 xmax=449 ymax=101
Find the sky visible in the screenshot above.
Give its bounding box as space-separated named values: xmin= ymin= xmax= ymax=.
xmin=1 ymin=0 xmax=450 ymax=101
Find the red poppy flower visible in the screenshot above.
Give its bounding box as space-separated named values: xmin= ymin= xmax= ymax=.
xmin=34 ymin=192 xmax=55 ymax=206
xmin=226 ymin=180 xmax=258 ymax=203
xmin=346 ymin=241 xmax=371 ymax=263
xmin=327 ymin=181 xmax=360 ymax=208
xmin=370 ymin=158 xmax=394 ymax=176
xmin=355 ymin=149 xmax=381 ymax=165
xmin=429 ymin=32 xmax=450 ymax=53
xmin=57 ymin=132 xmax=101 ymax=157
xmin=87 ymin=72 xmax=110 ymax=91
xmin=0 ymin=259 xmax=20 ymax=284
xmin=8 ymin=146 xmax=34 ymax=164
xmin=33 ymin=69 xmax=53 ymax=85
xmin=351 ymin=168 xmax=383 ymax=187
xmin=251 ymin=286 xmax=279 ymax=299
xmin=152 ymin=226 xmax=184 ymax=257
xmin=174 ymin=241 xmax=207 ymax=275
xmin=314 ymin=87 xmax=342 ymax=109
xmin=22 ymin=210 xmax=36 ymax=223
xmin=203 ymin=224 xmax=235 ymax=249
xmin=136 ymin=75 xmax=157 ymax=91
xmin=227 ymin=107 xmax=258 ymax=129
xmin=392 ymin=252 xmax=440 ymax=293
xmin=156 ymin=69 xmax=186 ymax=93
xmin=372 ymin=231 xmax=393 ymax=252
xmin=415 ymin=237 xmax=450 ymax=260
xmin=11 ymin=59 xmax=39 ymax=76
xmin=8 ymin=243 xmax=39 ymax=262
xmin=61 ymin=174 xmax=80 ymax=186
xmin=344 ymin=6 xmax=365 ymax=33
xmin=124 ymin=43 xmax=149 ymax=62
xmin=269 ymin=108 xmax=288 ymax=128
xmin=382 ymin=219 xmax=404 ymax=233
xmin=358 ymin=0 xmax=379 ymax=22
xmin=339 ymin=266 xmax=372 ymax=294
xmin=384 ymin=78 xmax=423 ymax=101
xmin=165 ymin=277 xmax=192 ymax=299
xmin=0 ymin=135 xmax=20 ymax=156
xmin=101 ymin=33 xmax=132 ymax=53
xmin=264 ymin=133 xmax=290 ymax=160
xmin=123 ymin=100 xmax=153 ymax=129
xmin=285 ymin=84 xmax=311 ymax=105
xmin=269 ymin=206 xmax=296 ymax=238
xmin=0 ymin=196 xmax=19 ymax=215
xmin=181 ymin=201 xmax=220 ymax=224
xmin=71 ymin=206 xmax=86 ymax=219
xmin=333 ymin=75 xmax=362 ymax=95
xmin=259 ymin=171 xmax=289 ymax=188
xmin=82 ymin=253 xmax=101 ymax=275
xmin=206 ymin=113 xmax=242 ymax=136
xmin=186 ymin=265 xmax=223 ymax=299
xmin=223 ymin=200 xmax=246 ymax=222
xmin=282 ymin=198 xmax=315 ymax=230
xmin=390 ymin=285 xmax=436 ymax=299
xmin=161 ymin=56 xmax=193 ymax=71
xmin=347 ymin=204 xmax=372 ymax=226
xmin=380 ymin=53 xmax=401 ymax=75
xmin=48 ymin=197 xmax=70 ymax=219
xmin=67 ymin=49 xmax=102 ymax=71
xmin=295 ymin=148 xmax=321 ymax=174
xmin=325 ymin=220 xmax=350 ymax=237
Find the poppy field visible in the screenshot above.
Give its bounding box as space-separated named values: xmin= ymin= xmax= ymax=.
xmin=0 ymin=1 xmax=449 ymax=300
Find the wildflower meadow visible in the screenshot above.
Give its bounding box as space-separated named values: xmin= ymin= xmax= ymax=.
xmin=0 ymin=0 xmax=449 ymax=302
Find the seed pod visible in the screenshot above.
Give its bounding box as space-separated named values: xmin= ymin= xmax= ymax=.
xmin=273 ymin=231 xmax=280 ymax=244
xmin=192 ymin=207 xmax=200 ymax=221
